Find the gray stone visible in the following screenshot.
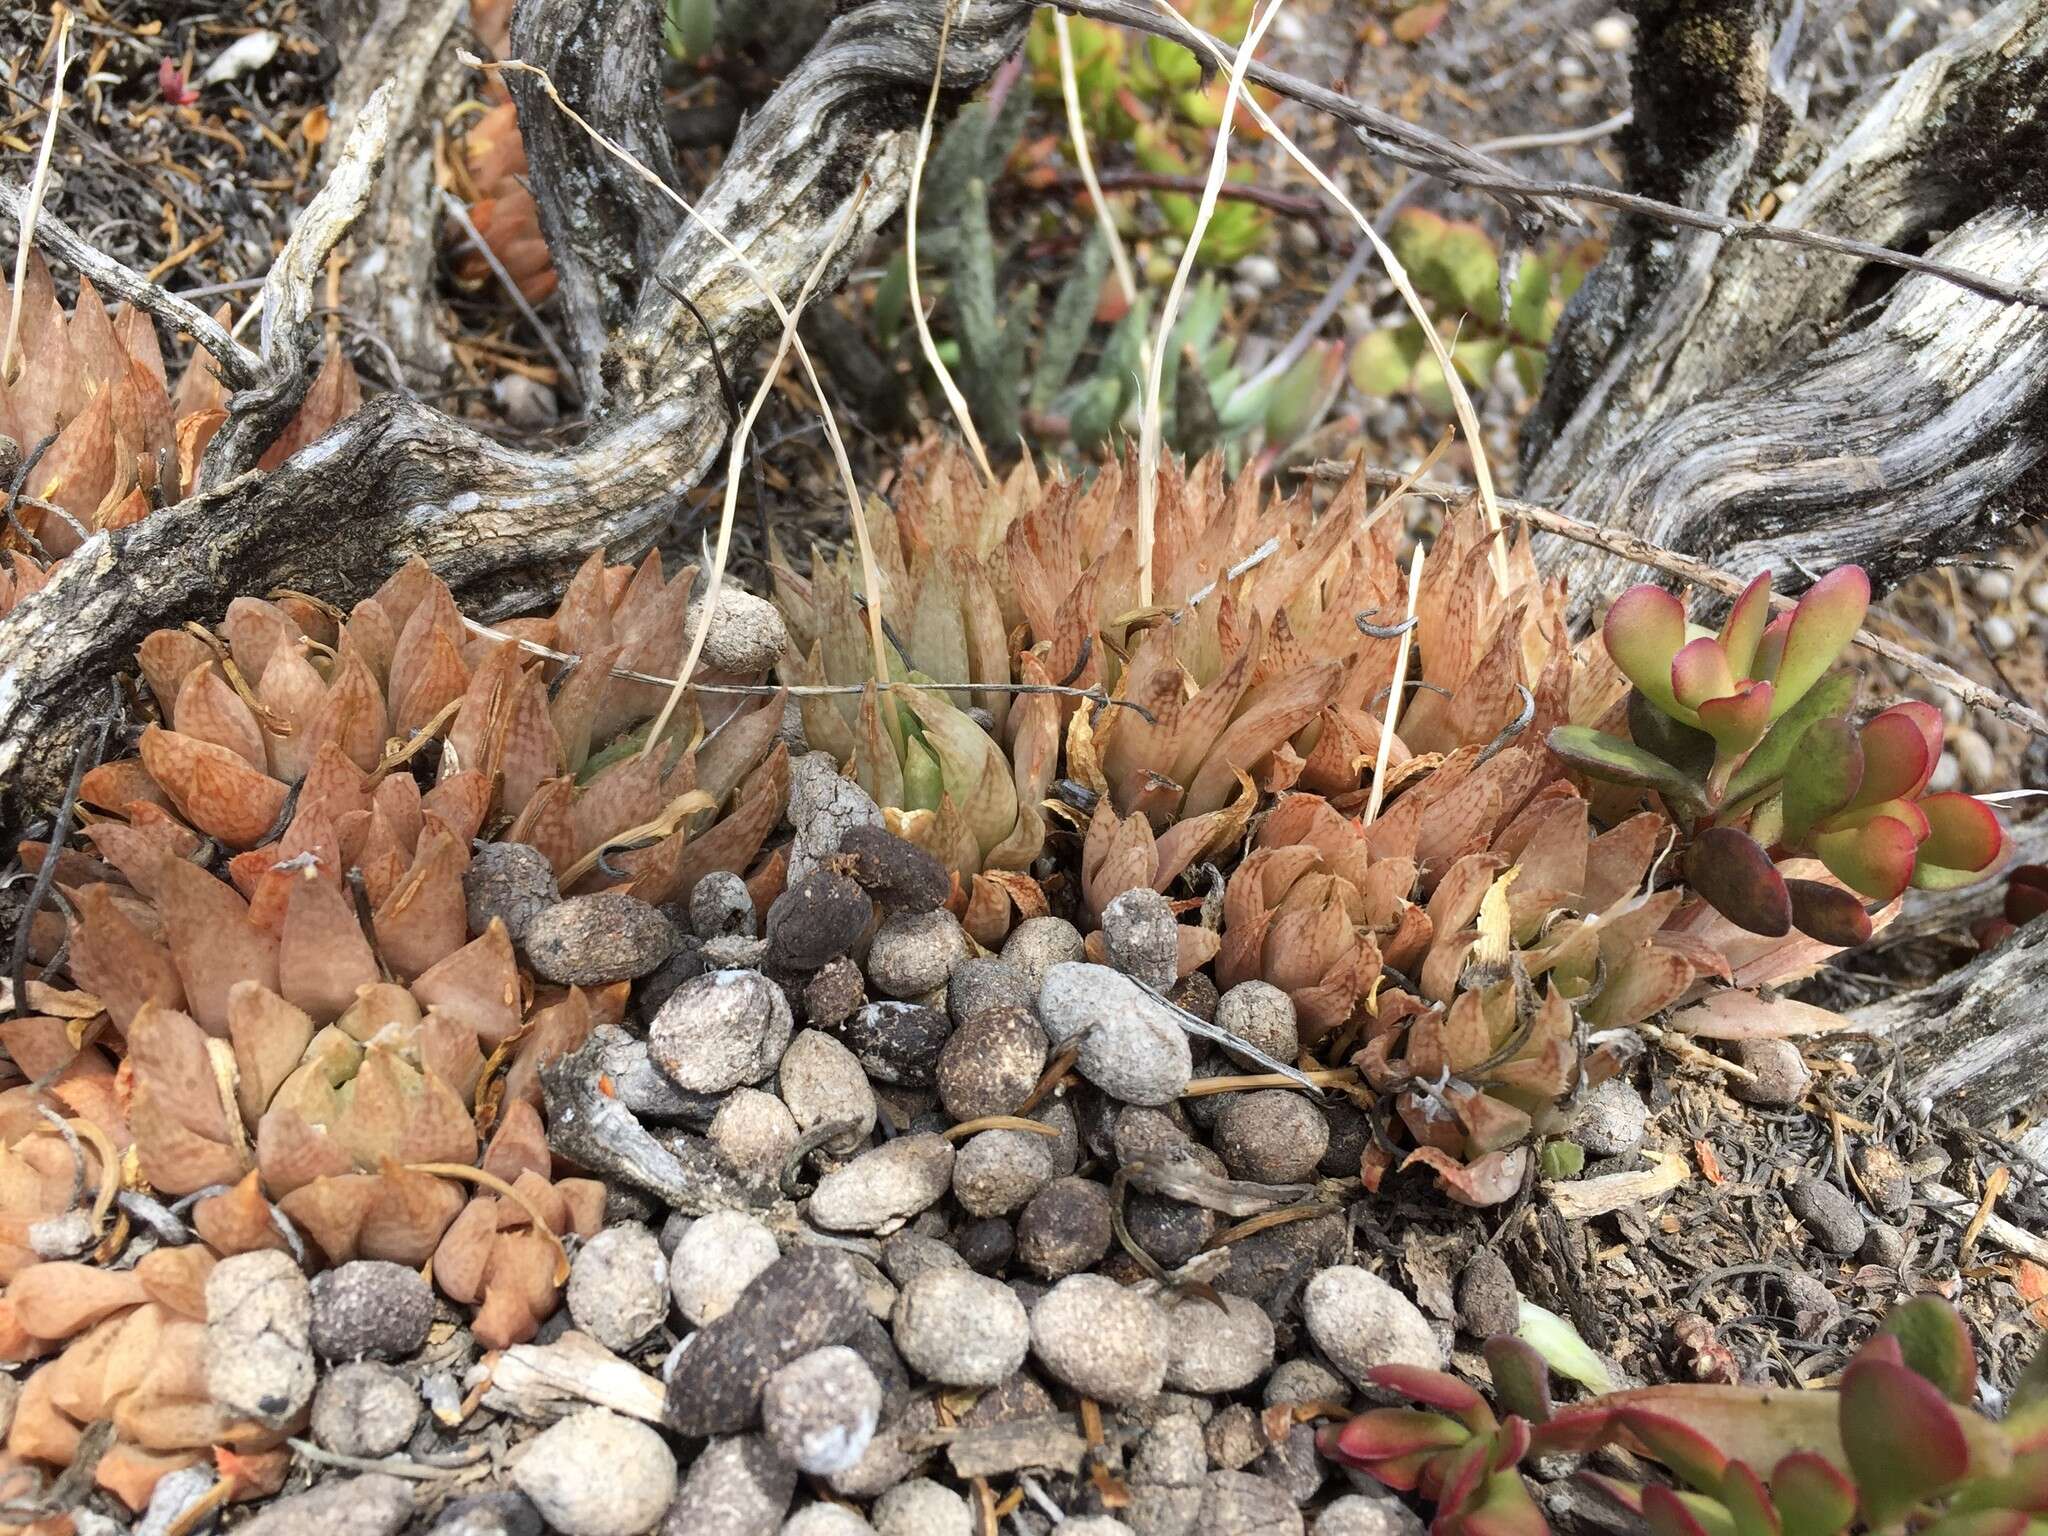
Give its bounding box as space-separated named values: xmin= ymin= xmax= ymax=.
xmin=1206 ymin=1405 xmax=1265 ymax=1470
xmin=1254 ymin=1424 xmax=1324 ymax=1505
xmin=1787 ymin=1176 xmax=1867 ymax=1256
xmin=783 ymin=1507 xmax=877 ymax=1536
xmin=671 ymin=1210 xmax=782 ymax=1326
xmin=766 ymin=871 xmax=873 ymax=972
xmin=1215 ymin=1092 xmax=1328 ymax=1183
xmin=827 ymin=1393 xmax=941 ymax=1499
xmin=953 ymin=1127 xmax=1057 ymax=1217
xmin=692 ymin=871 xmax=760 ymax=940
xmin=836 ymin=825 xmax=951 ymax=913
xmin=1129 ymin=1412 xmax=1207 ymax=1536
xmin=804 ymin=957 xmax=867 ymax=1028
xmin=1016 ymin=1176 xmax=1115 ymax=1280
xmin=1262 ymin=1359 xmax=1347 ymax=1409
xmin=516 ymin=1409 xmax=678 ymax=1536
xmin=464 ymin=842 xmax=560 ymax=944
xmin=567 ymin=1222 xmax=669 ymax=1352
xmin=1571 ymin=1078 xmax=1648 ymax=1157
xmin=688 ymin=589 xmax=787 ymax=674
xmin=593 ymin=1026 xmax=724 ymax=1124
xmin=1039 ymin=963 xmax=1192 ymax=1106
xmin=524 ymin=892 xmax=679 ymax=985
xmin=1313 ymin=1495 xmax=1424 ymax=1536
xmin=874 ymin=1479 xmax=973 ymax=1536
xmin=788 ymin=752 xmax=886 ymax=885
xmin=1001 ymin=916 xmax=1085 ymax=990
xmin=936 ymin=1005 xmax=1048 ymax=1122
xmin=891 ymin=1267 xmax=1031 ymax=1387
xmin=1862 ymin=1222 xmax=1908 ymax=1268
xmin=809 ymin=1135 xmax=957 ymax=1233
xmin=1030 ymin=1274 xmax=1173 ymax=1406
xmin=839 ymin=1002 xmax=953 ymax=1086
xmin=232 ymin=1474 xmax=413 ymax=1536
xmin=1056 ymin=1523 xmax=1137 ymax=1536
xmin=1196 ymin=1471 xmax=1303 ymax=1536
xmin=651 ymin=970 xmax=794 ymax=1092
xmin=779 ymin=1030 xmax=877 ymax=1154
xmin=1455 ymin=1247 xmax=1520 ymax=1339
xmin=947 ymin=958 xmax=1035 ymax=1027
xmin=710 ymin=1089 xmax=803 ymax=1194
xmin=662 ymin=1434 xmax=796 ymax=1536
xmin=1218 ymin=1215 xmax=1344 ymax=1304
xmin=667 ymin=1249 xmax=871 ymax=1436
xmin=1731 ymin=1039 xmax=1812 ymax=1108
xmin=311 ymin=1361 xmax=420 ymax=1458
xmin=138 ymin=1465 xmax=219 ymax=1536
xmin=762 ymin=1346 xmax=883 ymax=1475
xmin=1302 ymin=1267 xmax=1443 ymax=1387
xmin=1102 ymin=889 xmax=1180 ymax=989
xmin=869 ymin=909 xmax=974 ymax=998
xmin=432 ymin=1492 xmax=544 ymax=1536
xmin=206 ymin=1250 xmax=315 ymax=1430
xmin=1164 ymin=1293 xmax=1274 ymax=1394
xmin=1214 ymin=983 xmax=1298 ymax=1069
xmin=311 ymin=1259 xmax=434 ymax=1361
xmin=880 ymin=1231 xmax=968 ymax=1287
xmin=1855 ymin=1145 xmax=1914 ymax=1217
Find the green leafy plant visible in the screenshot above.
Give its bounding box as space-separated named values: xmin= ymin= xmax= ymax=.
xmin=1547 ymin=568 xmax=2010 ymax=942
xmin=1349 ymin=210 xmax=1598 ymax=405
xmin=1319 ymin=1296 xmax=2048 ymax=1536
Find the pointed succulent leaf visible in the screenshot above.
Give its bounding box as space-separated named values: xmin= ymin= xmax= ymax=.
xmin=1672 ymin=637 xmax=1736 ymax=711
xmin=1764 ymin=566 xmax=1868 ymax=720
xmin=1720 ymin=572 xmax=1775 ymax=679
xmin=1814 ymin=816 xmax=1922 ymax=902
xmin=1630 ymin=688 xmax=1718 ymax=781
xmin=1621 ymin=1408 xmax=1732 ymax=1492
xmin=1547 ymin=726 xmax=1707 ymax=815
xmin=1696 ymin=682 xmax=1775 ymax=759
xmin=1318 ymin=1409 xmax=1470 ymax=1475
xmin=1686 ymin=828 xmax=1792 ymax=938
xmin=1034 ymin=229 xmax=1111 ymax=409
xmin=1519 ymin=1301 xmax=1614 ymax=1393
xmin=1840 ymin=1354 xmax=1971 ymax=1528
xmin=1368 ymin=1365 xmax=1489 ymax=1419
xmin=1786 ymin=880 xmax=1872 ymax=947
xmin=1458 ymin=1469 xmax=1551 ymax=1536
xmin=1878 ymin=1297 xmax=1977 ymax=1405
xmin=1604 ymin=586 xmax=1689 ymax=718
xmin=1850 ymin=703 xmax=1940 ymax=808
xmin=1642 ymin=1484 xmax=1731 ymax=1536
xmin=1717 ymin=1462 xmax=1783 ymax=1536
xmin=1723 ymin=673 xmax=1857 ymax=812
xmin=1751 ymin=613 xmax=1792 ymax=685
xmin=1782 ymin=717 xmax=1864 ymax=843
xmin=1484 ymin=1337 xmax=1555 ymax=1425
xmin=1912 ymin=794 xmax=2011 ymax=889
xmin=1769 ymin=1453 xmax=1857 ymax=1536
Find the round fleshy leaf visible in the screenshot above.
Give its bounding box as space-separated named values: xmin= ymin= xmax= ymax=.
xmin=1640 ymin=1484 xmax=1725 ymax=1536
xmin=1719 ymin=572 xmax=1775 ymax=680
xmin=1766 ymin=566 xmax=1869 ymax=721
xmin=1849 ymin=704 xmax=1939 ymax=809
xmin=1697 ymin=681 xmax=1775 ymax=759
xmin=1912 ymin=794 xmax=2010 ymax=888
xmin=1368 ymin=1365 xmax=1488 ymax=1417
xmin=1782 ymin=717 xmax=1863 ymax=844
xmin=1841 ymin=1355 xmax=1971 ymax=1527
xmin=1484 ymin=1337 xmax=1555 ymax=1426
xmin=1815 ymin=816 xmax=1922 ymax=902
xmin=1686 ymin=827 xmax=1792 ymax=937
xmin=1769 ymin=1452 xmax=1856 ymax=1536
xmin=1786 ymin=880 xmax=1872 ymax=947
xmin=1320 ymin=1409 xmax=1470 ymax=1474
xmin=1547 ymin=725 xmax=1708 ymax=815
xmin=1719 ymin=1461 xmax=1784 ymax=1536
xmin=1878 ymin=1297 xmax=1978 ymax=1404
xmin=1458 ymin=1468 xmax=1550 ymax=1536
xmin=1604 ymin=586 xmax=1689 ymax=718
xmin=2007 ymin=864 xmax=2048 ymax=924
xmin=1672 ymin=636 xmax=1737 ymax=711
xmin=1620 ymin=1407 xmax=1731 ymax=1492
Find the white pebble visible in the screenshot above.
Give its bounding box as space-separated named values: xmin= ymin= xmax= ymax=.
xmin=670 ymin=1210 xmax=780 ymax=1326
xmin=1590 ymin=13 xmax=1631 ymax=49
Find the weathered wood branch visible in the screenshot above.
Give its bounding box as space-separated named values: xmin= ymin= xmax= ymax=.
xmin=0 ymin=0 xmax=1032 ymax=839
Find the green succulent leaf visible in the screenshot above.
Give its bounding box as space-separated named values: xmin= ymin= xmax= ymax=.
xmin=1878 ymin=1297 xmax=1978 ymax=1404
xmin=1717 ymin=1462 xmax=1784 ymax=1536
xmin=1033 ymin=227 xmax=1110 ymax=409
xmin=1547 ymin=725 xmax=1708 ymax=815
xmin=1912 ymin=793 xmax=2010 ymax=888
xmin=1763 ymin=566 xmax=1869 ymax=721
xmin=1768 ymin=1452 xmax=1857 ymax=1536
xmin=1351 ymin=327 xmax=1424 ymax=396
xmin=1782 ymin=717 xmax=1864 ymax=844
xmin=1840 ymin=1354 xmax=1971 ymax=1528
xmin=1518 ymin=1301 xmax=1613 ymax=1394
xmin=1483 ymin=1337 xmax=1555 ymax=1426
xmin=1603 ymin=585 xmax=1689 ymax=718
xmin=1722 ymin=672 xmax=1857 ymax=813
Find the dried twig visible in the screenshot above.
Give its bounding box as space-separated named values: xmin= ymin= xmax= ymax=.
xmin=1365 ymin=544 xmax=1424 ymax=825
xmin=2 ymin=9 xmax=72 ymax=384
xmin=1309 ymin=460 xmax=2048 ymax=742
xmin=9 ymin=688 xmax=115 ymax=1021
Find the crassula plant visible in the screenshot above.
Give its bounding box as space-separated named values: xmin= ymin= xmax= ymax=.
xmin=1548 ymin=567 xmax=2010 ymax=942
xmin=1320 ymin=1296 xmax=2048 ymax=1536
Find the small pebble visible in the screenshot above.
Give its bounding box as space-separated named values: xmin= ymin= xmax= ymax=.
xmin=1164 ymin=1292 xmax=1274 ymax=1393
xmin=1197 ymin=1471 xmax=1304 ymax=1536
xmin=955 ymin=1218 xmax=1015 ymax=1274
xmin=1731 ymin=1039 xmax=1811 ymax=1108
xmin=1256 ymin=1423 xmax=1325 ymax=1506
xmin=1039 ymin=962 xmax=1193 ymax=1106
xmin=687 ymin=588 xmax=786 ymax=673
xmin=838 ymin=1002 xmax=953 ymax=1086
xmin=766 ymin=870 xmax=873 ymax=971
xmin=1455 ymin=1247 xmax=1521 ymax=1339
xmin=1953 ymin=727 xmax=1998 ymax=791
xmin=1862 ymin=1222 xmax=1908 ymax=1268
xmin=1204 ymin=1404 xmax=1264 ymax=1470
xmin=783 ymin=1507 xmax=877 ymax=1536
xmin=1980 ymin=615 xmax=2019 ymax=653
xmin=809 ymin=1134 xmax=958 ymax=1233
xmin=464 ymin=842 xmax=560 ymax=944
xmin=780 ymin=1028 xmax=879 ymax=1154
xmin=1313 ymin=1495 xmax=1424 ymax=1536
xmin=1786 ymin=1175 xmax=1867 ymax=1256
xmin=1031 ymin=1274 xmax=1174 ymax=1405
xmin=1855 ymin=1145 xmax=1914 ymax=1216
xmin=953 ymin=1128 xmax=1058 ymax=1217
xmin=311 ymin=1361 xmax=420 ymax=1459
xmin=892 ymin=1267 xmax=1031 ymax=1387
xmin=875 ymin=1479 xmax=974 ymax=1536
xmin=514 ymin=1409 xmax=677 ymax=1536
xmin=2027 ymin=578 xmax=2048 ymax=616
xmin=1056 ymin=1523 xmax=1137 ymax=1536
xmin=663 ymin=1434 xmax=796 ymax=1536
xmin=1928 ymin=751 xmax=1963 ymax=794
xmin=206 ymin=1250 xmax=316 ymax=1430
xmin=805 ymin=957 xmax=868 ymax=1027
xmin=1002 ymin=917 xmax=1086 ymax=991
xmin=1974 ymin=569 xmax=2014 ymax=603
xmin=432 ymin=1492 xmax=544 ymax=1536
xmin=1571 ymin=1078 xmax=1648 ymax=1157
xmin=691 ymin=871 xmax=759 ymax=940
xmin=671 ymin=1210 xmax=782 ymax=1326
xmin=1264 ymin=1359 xmax=1347 ymax=1409
xmin=650 ymin=970 xmax=794 ymax=1093
xmin=523 ymin=892 xmax=679 ymax=985
xmin=946 ymin=958 xmax=1035 ymax=1026
xmin=1215 ymin=983 xmax=1298 ymax=1068
xmin=232 ymin=1474 xmax=414 ymax=1536
xmin=1129 ymin=1413 xmax=1206 ymax=1536
xmin=881 ymin=1232 xmax=969 ymax=1287
xmin=1215 ymin=1091 xmax=1329 ymax=1183
xmin=762 ymin=1346 xmax=883 ymax=1475
xmin=1302 ymin=1266 xmax=1443 ymax=1386
xmin=937 ymin=1005 xmax=1048 ymax=1122
xmin=711 ymin=1088 xmax=803 ymax=1193
xmin=667 ymin=1249 xmax=870 ymax=1436
xmin=836 ymin=824 xmax=951 ymax=912
xmin=1589 ymin=12 xmax=1632 ymax=48
xmin=311 ymin=1259 xmax=435 ymax=1361
xmin=788 ymin=754 xmax=886 ymax=884
xmin=1016 ymin=1176 xmax=1115 ymax=1279
xmin=868 ymin=908 xmax=974 ymax=998
xmin=1102 ymin=888 xmax=1181 ymax=989
xmin=567 ymin=1222 xmax=669 ymax=1352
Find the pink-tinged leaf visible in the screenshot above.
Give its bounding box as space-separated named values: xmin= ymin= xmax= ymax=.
xmin=1840 ymin=1356 xmax=1970 ymax=1527
xmin=1665 ymin=989 xmax=1853 ymax=1041
xmin=1912 ymin=794 xmax=2010 ymax=887
xmin=1825 ymin=795 xmax=1931 ymax=842
xmin=1786 ymin=880 xmax=1872 ymax=947
xmin=1686 ymin=828 xmax=1791 ymax=938
xmin=1672 ymin=637 xmax=1736 ymax=711
xmin=1718 ymin=1462 xmax=1782 ymax=1536
xmin=1580 ymin=1473 xmax=1647 ymax=1517
xmin=1319 ymin=1409 xmax=1470 ymax=1472
xmin=1878 ymin=1297 xmax=1977 ymax=1405
xmin=1767 ymin=566 xmax=1868 ymax=721
xmin=1750 ymin=613 xmax=1792 ymax=686
xmin=1769 ymin=1452 xmax=1856 ymax=1536
xmin=1782 ymin=718 xmax=1863 ymax=844
xmin=1850 ymin=704 xmax=1939 ymax=808
xmin=1720 ymin=572 xmax=1775 ymax=680
xmin=1457 ymin=1469 xmax=1550 ymax=1536
xmin=1490 ymin=1416 xmax=1531 ymax=1472
xmin=1911 ymin=1513 xmax=2029 ymax=1536
xmin=1696 ymin=681 xmax=1774 ymax=758
xmin=1604 ymin=586 xmax=1689 ymax=717
xmin=1569 ymin=1387 xmax=1844 ymax=1477
xmin=1368 ymin=1365 xmax=1487 ymax=1418
xmin=1815 ymin=817 xmax=1921 ymax=902
xmin=1403 ymin=1144 xmax=1531 ymax=1208
xmin=1641 ymin=1484 xmax=1723 ymax=1536
xmin=1434 ymin=1435 xmax=1496 ymax=1525
xmin=1484 ymin=1337 xmax=1554 ymax=1426
xmin=1620 ymin=1408 xmax=1731 ymax=1492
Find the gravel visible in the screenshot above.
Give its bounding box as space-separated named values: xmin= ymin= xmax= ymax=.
xmin=1163 ymin=1292 xmax=1274 ymax=1393
xmin=206 ymin=1250 xmax=316 ymax=1430
xmin=1302 ymin=1267 xmax=1443 ymax=1386
xmin=690 ymin=871 xmax=759 ymax=940
xmin=311 ymin=1361 xmax=420 ymax=1458
xmin=1030 ymin=1273 xmax=1174 ymax=1405
xmin=946 ymin=957 xmax=1035 ymax=1025
xmin=873 ymin=1479 xmax=973 ymax=1536
xmin=232 ymin=1474 xmax=414 ymax=1536
xmin=662 ymin=1434 xmax=796 ymax=1536
xmin=779 ymin=1029 xmax=878 ymax=1153
xmin=1001 ymin=916 xmax=1085 ymax=990
xmin=1455 ymin=1247 xmax=1520 ymax=1339
xmin=524 ymin=892 xmax=680 ymax=985
xmin=431 ymin=1492 xmax=544 ymax=1536
xmin=1197 ymin=1472 xmax=1303 ymax=1536
xmin=891 ymin=1267 xmax=1031 ymax=1386
xmin=464 ymin=842 xmax=560 ymax=944
xmin=1214 ymin=1092 xmax=1328 ymax=1183
xmin=766 ymin=870 xmax=874 ymax=971
xmin=837 ymin=825 xmax=951 ymax=912
xmin=808 ymin=1135 xmax=957 ymax=1233
xmin=952 ymin=1127 xmax=1058 ymax=1216
xmin=666 ymin=1248 xmax=871 ymax=1435
xmin=1101 ymin=888 xmax=1180 ymax=989
xmin=1313 ymin=1496 xmax=1424 ymax=1536
xmin=1129 ymin=1413 xmax=1206 ymax=1536
xmin=784 ymin=1506 xmax=878 ymax=1536
xmin=1787 ymin=1175 xmax=1867 ymax=1255
xmin=1039 ymin=963 xmax=1193 ymax=1105
xmin=788 ymin=754 xmax=887 ymax=883
xmin=1571 ymin=1078 xmax=1648 ymax=1157
xmin=838 ymin=1002 xmax=953 ymax=1086
xmin=1214 ymin=983 xmax=1298 ymax=1068
xmin=1016 ymin=1176 xmax=1115 ymax=1279
xmin=1731 ymin=1039 xmax=1812 ymax=1108
xmin=709 ymin=1088 xmax=804 ymax=1194
xmin=567 ymin=1222 xmax=669 ymax=1351
xmin=515 ymin=1409 xmax=677 ymax=1536
xmin=670 ymin=1210 xmax=783 ymax=1326
xmin=650 ymin=969 xmax=795 ymax=1092
xmin=762 ymin=1345 xmax=883 ymax=1474
xmin=1264 ymin=1359 xmax=1347 ymax=1409
xmin=936 ymin=1005 xmax=1048 ymax=1121
xmin=310 ymin=1260 xmax=435 ymax=1361
xmin=868 ymin=909 xmax=974 ymax=998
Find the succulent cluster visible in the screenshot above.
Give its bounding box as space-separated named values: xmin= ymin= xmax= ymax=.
xmin=1321 ymin=1295 xmax=2048 ymax=1536
xmin=1550 ymin=569 xmax=2010 ymax=944
xmin=0 ymin=253 xmax=358 ymax=612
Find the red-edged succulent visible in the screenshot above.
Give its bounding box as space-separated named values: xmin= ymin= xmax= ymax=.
xmin=1550 ymin=569 xmax=2010 ymax=941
